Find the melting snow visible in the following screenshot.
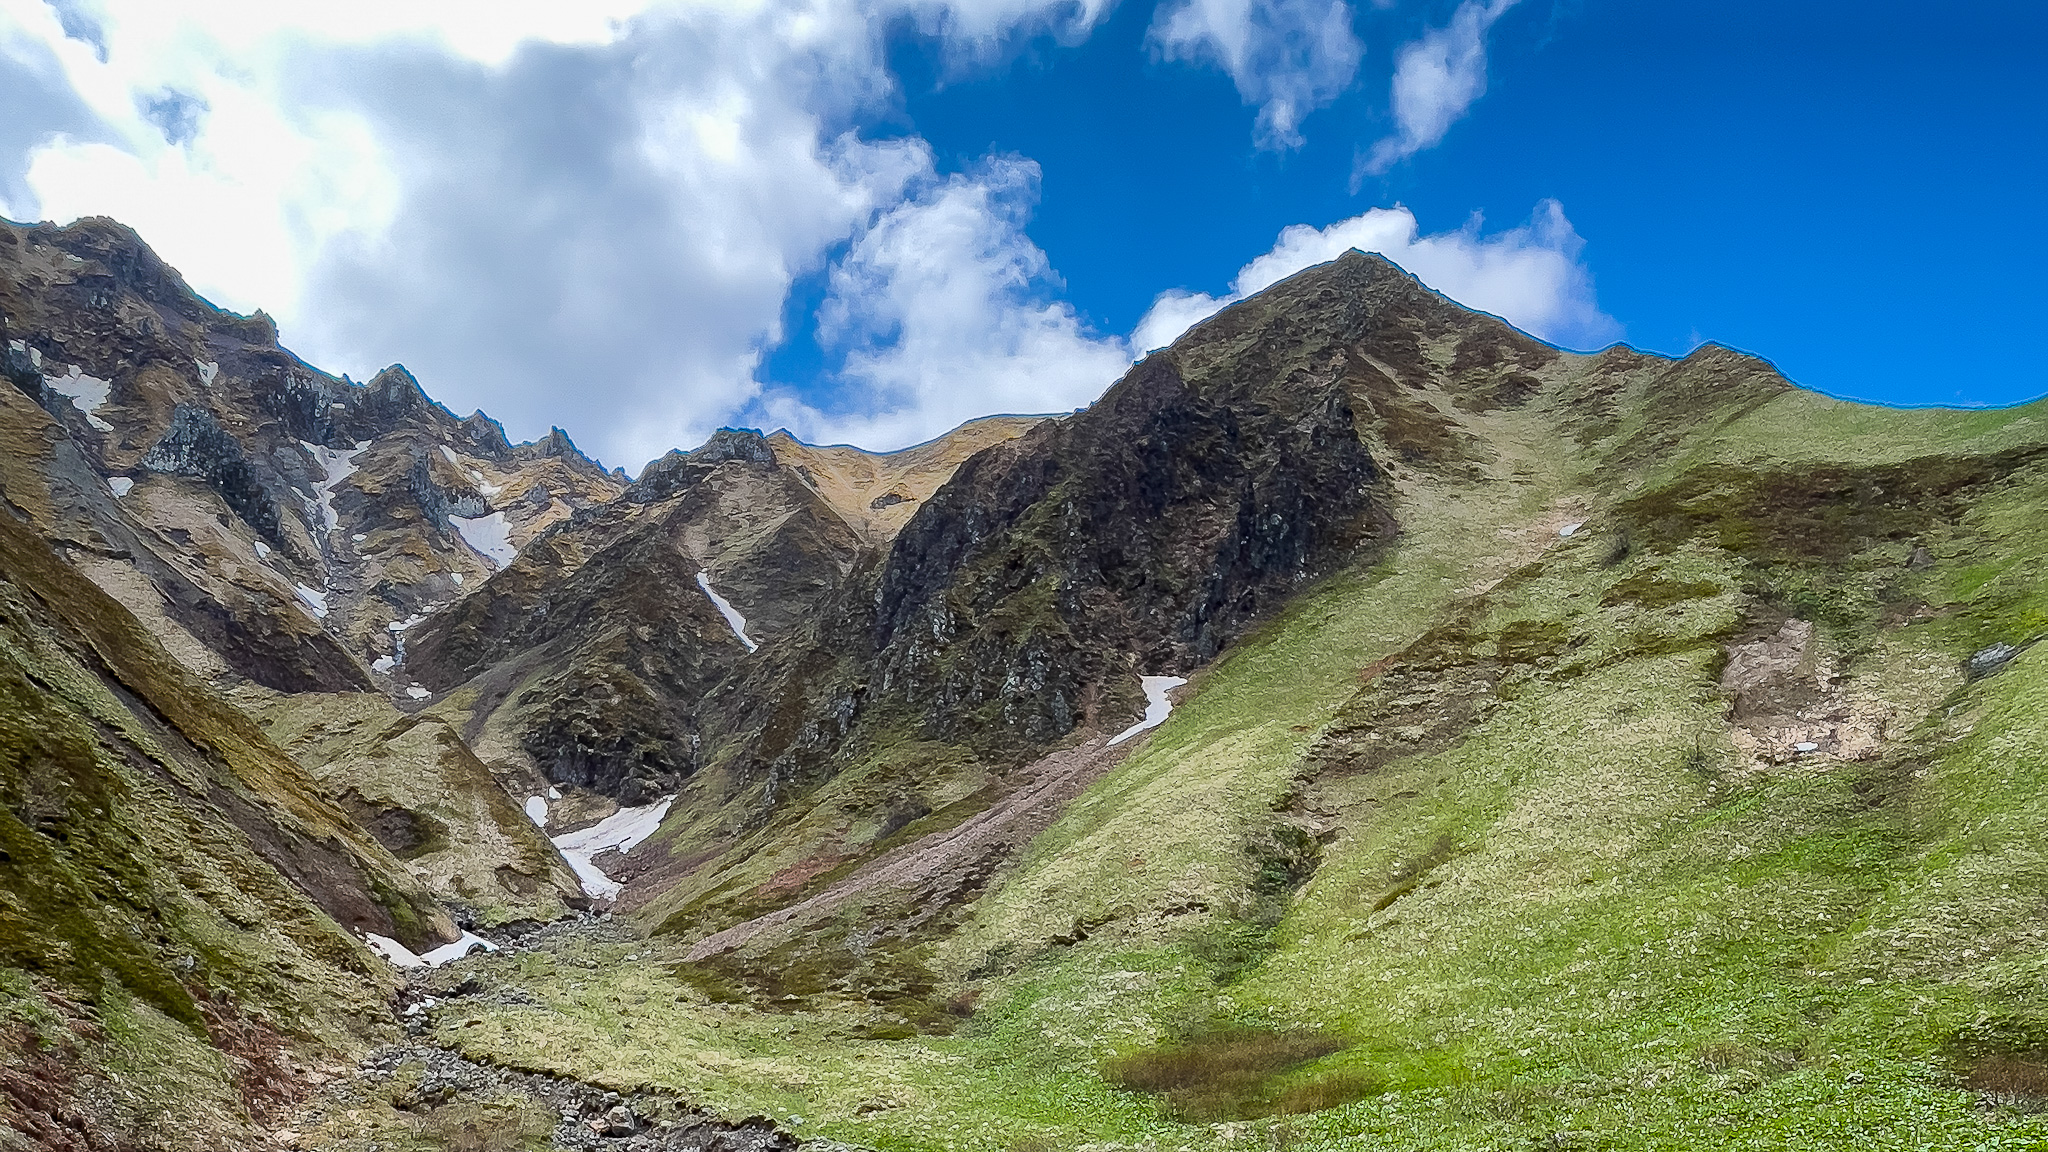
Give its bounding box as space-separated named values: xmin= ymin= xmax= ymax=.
xmin=524 ymin=796 xmax=548 ymax=826
xmin=696 ymin=572 xmax=757 ymax=652
xmin=45 ymin=365 xmax=112 ymax=415
xmin=300 ymin=440 xmax=366 ymax=535
xmin=364 ymin=930 xmax=497 ymax=969
xmin=108 ymin=476 xmax=134 ymax=497
xmin=450 ymin=512 xmax=516 ymax=569
xmin=389 ymin=612 xmax=431 ymax=632
xmin=1108 ymin=675 xmax=1189 ymax=746
xmin=1559 ymin=521 xmax=1585 ymax=538
xmin=371 ymin=655 xmax=397 ymax=674
xmin=196 ymin=360 xmax=218 ymax=387
xmin=467 ymin=468 xmax=505 ymax=498
xmin=294 ymin=583 xmax=329 ymax=618
xmin=552 ymin=797 xmax=674 ymax=901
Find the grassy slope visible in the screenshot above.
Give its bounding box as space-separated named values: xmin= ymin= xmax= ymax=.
xmin=438 ymin=382 xmax=2048 ymax=1151
xmin=0 ymin=512 xmax=431 ymax=1147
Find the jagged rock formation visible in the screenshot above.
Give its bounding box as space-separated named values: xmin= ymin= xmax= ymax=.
xmin=0 ymin=217 xmax=624 ymax=698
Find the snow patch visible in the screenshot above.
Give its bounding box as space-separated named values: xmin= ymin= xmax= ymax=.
xmin=1559 ymin=521 xmax=1585 ymax=538
xmin=524 ymin=796 xmax=548 ymax=827
xmin=421 ymin=931 xmax=497 ymax=966
xmin=352 ymin=533 xmax=367 ymax=543
xmin=552 ymin=797 xmax=674 ymax=901
xmin=254 ymin=540 xmax=271 ymax=559
xmin=45 ymin=365 xmax=112 ymax=415
xmin=1108 ymin=675 xmax=1189 ymax=746
xmin=547 ymin=786 xmax=562 ymax=800
xmin=196 ymin=360 xmax=218 ymax=387
xmin=108 ymin=476 xmax=134 ymax=498
xmin=467 ymin=468 xmax=505 ymax=498
xmin=450 ymin=512 xmax=516 ymax=569
xmin=405 ymin=685 xmax=431 ymax=700
xmin=388 ymin=612 xmax=430 ymax=632
xmin=696 ymin=572 xmax=757 ymax=652
xmin=451 ymin=572 xmax=464 ymax=585
xmin=364 ymin=930 xmax=497 ymax=970
xmin=293 ymin=583 xmax=328 ymax=618
xmin=371 ymin=655 xmax=396 ymax=674
xmin=300 ymin=440 xmax=366 ymax=535
xmin=440 ymin=445 xmax=461 ymax=466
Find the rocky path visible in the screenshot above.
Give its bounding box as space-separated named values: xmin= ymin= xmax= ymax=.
xmin=684 ymin=733 xmax=1137 ymax=961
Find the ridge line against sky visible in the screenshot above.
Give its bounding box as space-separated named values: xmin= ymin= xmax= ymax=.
xmin=0 ymin=1 xmax=2041 ymax=471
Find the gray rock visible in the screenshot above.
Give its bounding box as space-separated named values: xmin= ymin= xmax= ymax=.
xmin=1967 ymin=643 xmax=2020 ymax=679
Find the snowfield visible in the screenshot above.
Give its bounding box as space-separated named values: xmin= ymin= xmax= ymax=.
xmin=364 ymin=930 xmax=498 ymax=969
xmin=552 ymin=797 xmax=675 ymax=900
xmin=1108 ymin=675 xmax=1189 ymax=745
xmin=696 ymin=572 xmax=758 ymax=652
xmin=293 ymin=583 xmax=329 ymax=618
xmin=450 ymin=511 xmax=517 ymax=569
xmin=300 ymin=440 xmax=368 ymax=535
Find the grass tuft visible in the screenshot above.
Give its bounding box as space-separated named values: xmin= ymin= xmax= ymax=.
xmin=1104 ymin=1025 xmax=1345 ymax=1121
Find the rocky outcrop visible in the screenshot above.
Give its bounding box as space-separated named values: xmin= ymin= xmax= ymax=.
xmin=141 ymin=401 xmax=286 ymax=545
xmin=868 ymin=352 xmax=1391 ymax=746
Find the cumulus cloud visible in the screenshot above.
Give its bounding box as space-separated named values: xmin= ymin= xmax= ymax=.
xmin=1133 ymin=198 xmax=1620 ymax=351
xmin=0 ymin=0 xmax=1119 ymax=470
xmin=1150 ymin=0 xmax=1364 ymax=148
xmin=762 ymin=155 xmax=1130 ymax=448
xmin=1360 ymin=0 xmax=1519 ymax=177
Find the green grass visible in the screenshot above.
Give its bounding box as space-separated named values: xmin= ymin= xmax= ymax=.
xmin=429 ymin=387 xmax=2048 ymax=1151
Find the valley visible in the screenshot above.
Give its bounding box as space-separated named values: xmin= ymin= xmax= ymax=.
xmin=4 ymin=215 xmax=2048 ymax=1152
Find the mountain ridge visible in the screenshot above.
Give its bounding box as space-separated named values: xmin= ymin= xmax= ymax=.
xmin=6 ymin=214 xmax=2048 ymax=1150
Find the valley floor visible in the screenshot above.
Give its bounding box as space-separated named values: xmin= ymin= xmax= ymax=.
xmin=341 ymin=413 xmax=2048 ymax=1151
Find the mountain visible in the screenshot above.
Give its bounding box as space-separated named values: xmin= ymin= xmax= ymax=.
xmin=5 ymin=215 xmax=2048 ymax=1152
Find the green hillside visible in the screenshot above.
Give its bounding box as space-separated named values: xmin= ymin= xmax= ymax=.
xmin=411 ymin=347 xmax=2048 ymax=1149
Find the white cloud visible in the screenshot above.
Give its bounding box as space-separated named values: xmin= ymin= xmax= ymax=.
xmin=1360 ymin=0 xmax=1519 ymax=177
xmin=0 ymin=0 xmax=1119 ymax=470
xmin=763 ymin=155 xmax=1130 ymax=449
xmin=1150 ymin=0 xmax=1363 ymax=149
xmin=1133 ymin=198 xmax=1620 ymax=351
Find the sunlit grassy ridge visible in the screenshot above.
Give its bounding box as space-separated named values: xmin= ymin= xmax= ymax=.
xmin=437 ymin=380 xmax=2048 ymax=1150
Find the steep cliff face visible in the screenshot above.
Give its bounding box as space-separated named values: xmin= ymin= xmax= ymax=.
xmin=0 ymin=217 xmax=624 ymax=697
xmin=402 ymin=429 xmax=869 ymax=800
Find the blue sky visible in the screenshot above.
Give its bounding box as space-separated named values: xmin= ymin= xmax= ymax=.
xmin=1 ymin=1 xmax=2042 ymax=468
